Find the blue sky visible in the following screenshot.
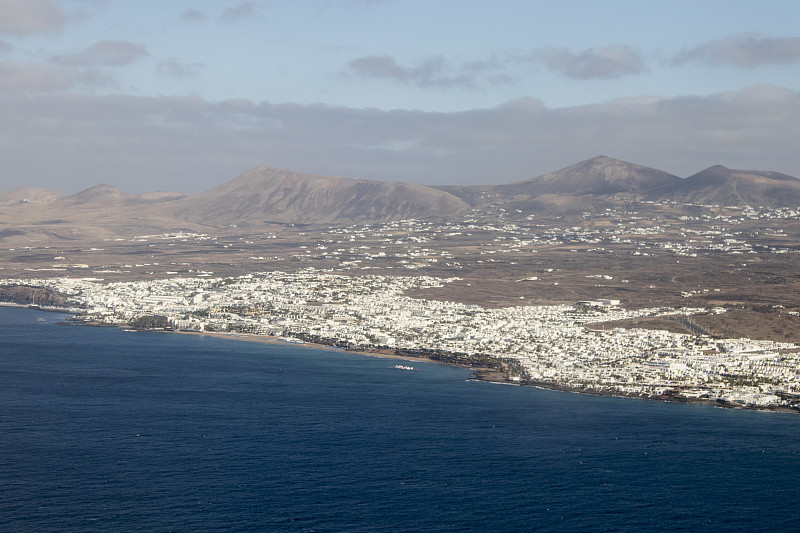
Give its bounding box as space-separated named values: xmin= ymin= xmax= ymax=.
xmin=1 ymin=0 xmax=799 ymax=193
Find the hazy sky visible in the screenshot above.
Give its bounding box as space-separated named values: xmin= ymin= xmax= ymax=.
xmin=1 ymin=0 xmax=799 ymax=194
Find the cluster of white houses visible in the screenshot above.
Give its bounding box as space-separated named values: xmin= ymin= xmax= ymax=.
xmin=6 ymin=268 xmax=800 ymax=410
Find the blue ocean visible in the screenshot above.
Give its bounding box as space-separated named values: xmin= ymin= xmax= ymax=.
xmin=1 ymin=306 xmax=798 ymax=532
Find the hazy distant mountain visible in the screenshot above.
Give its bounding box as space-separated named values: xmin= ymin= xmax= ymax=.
xmin=56 ymin=185 xmax=186 ymax=208
xmin=0 ymin=183 xmax=192 ymax=245
xmin=62 ymin=184 xmax=128 ymax=206
xmin=497 ymin=156 xmax=682 ymax=197
xmin=173 ymin=166 xmax=470 ymax=225
xmin=1 ymin=157 xmax=798 ymax=243
xmin=439 ymin=156 xmax=682 ymax=213
xmin=0 ymin=187 xmax=65 ymax=206
xmin=650 ymin=165 xmax=800 ymax=207
xmin=441 ymin=156 xmax=800 ymax=213
xmin=131 ymin=191 xmax=187 ymax=203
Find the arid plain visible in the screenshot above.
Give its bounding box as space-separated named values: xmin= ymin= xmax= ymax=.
xmin=2 ymin=156 xmax=799 ymax=344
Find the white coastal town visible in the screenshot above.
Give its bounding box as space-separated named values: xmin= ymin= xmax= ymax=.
xmin=6 ymin=269 xmax=800 ymax=411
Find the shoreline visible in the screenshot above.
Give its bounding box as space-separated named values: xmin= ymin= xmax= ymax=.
xmin=7 ymin=304 xmax=795 ymax=415
xmin=156 ymin=327 xmax=800 ymax=415
xmin=0 ymin=301 xmax=84 ymax=313
xmin=170 ymin=329 xmax=511 ymax=375
xmin=520 ymin=379 xmax=800 ymax=415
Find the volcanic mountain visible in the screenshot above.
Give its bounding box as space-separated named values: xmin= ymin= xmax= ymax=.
xmin=496 ymin=155 xmax=682 ymax=196
xmin=0 ymin=183 xmax=191 ymax=244
xmin=55 ymin=184 xmax=186 ymax=208
xmin=439 ymin=156 xmax=683 ymax=212
xmin=174 ymin=166 xmax=470 ymax=226
xmin=0 ymin=187 xmax=65 ymax=206
xmin=650 ymin=165 xmax=800 ymax=207
xmin=63 ymin=184 xmax=128 ymax=206
xmin=1 ymin=157 xmax=798 ymax=245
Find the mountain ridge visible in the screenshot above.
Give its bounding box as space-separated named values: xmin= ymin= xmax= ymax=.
xmin=0 ymin=187 xmax=66 ymax=206
xmin=648 ymin=165 xmax=800 ymax=207
xmin=497 ymin=155 xmax=683 ymax=196
xmin=0 ymin=157 xmax=797 ymax=242
xmin=173 ymin=166 xmax=471 ymax=225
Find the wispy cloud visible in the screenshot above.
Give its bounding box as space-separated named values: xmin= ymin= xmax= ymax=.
xmin=533 ymin=44 xmax=646 ymax=79
xmin=343 ymin=45 xmax=647 ymax=90
xmin=343 ymin=55 xmax=467 ymax=89
xmin=0 ymin=39 xmax=13 ymax=53
xmin=0 ymin=0 xmax=65 ymax=36
xmin=51 ymin=39 xmax=148 ymax=67
xmin=1 ymin=38 xmax=147 ymax=93
xmin=219 ymin=2 xmax=258 ymax=23
xmin=0 ymin=60 xmax=115 ymax=92
xmin=674 ymin=33 xmax=800 ymax=68
xmin=342 ymin=54 xmax=512 ymax=89
xmin=157 ymin=58 xmax=204 ymax=78
xmin=179 ymin=9 xmax=207 ymax=23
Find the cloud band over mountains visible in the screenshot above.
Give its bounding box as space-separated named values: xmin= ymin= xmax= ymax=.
xmin=2 ymin=85 xmax=797 ymax=194
xmin=0 ymin=1 xmax=797 ymax=196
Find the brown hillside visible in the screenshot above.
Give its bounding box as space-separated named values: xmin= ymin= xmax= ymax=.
xmin=174 ymin=166 xmax=470 ymax=225
xmin=651 ymin=165 xmax=800 ymax=207
xmin=496 ymin=155 xmax=681 ymax=197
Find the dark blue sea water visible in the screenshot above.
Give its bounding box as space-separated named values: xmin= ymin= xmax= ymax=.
xmin=1 ymin=306 xmax=798 ymax=532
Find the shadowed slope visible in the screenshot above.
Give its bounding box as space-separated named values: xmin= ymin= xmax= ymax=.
xmin=439 ymin=156 xmax=682 ymax=213
xmin=651 ymin=165 xmax=800 ymax=207
xmin=497 ymin=156 xmax=682 ymax=197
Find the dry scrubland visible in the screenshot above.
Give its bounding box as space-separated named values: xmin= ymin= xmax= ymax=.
xmin=2 ymin=205 xmax=799 ymax=345
xmin=2 ymin=156 xmax=800 ymax=345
